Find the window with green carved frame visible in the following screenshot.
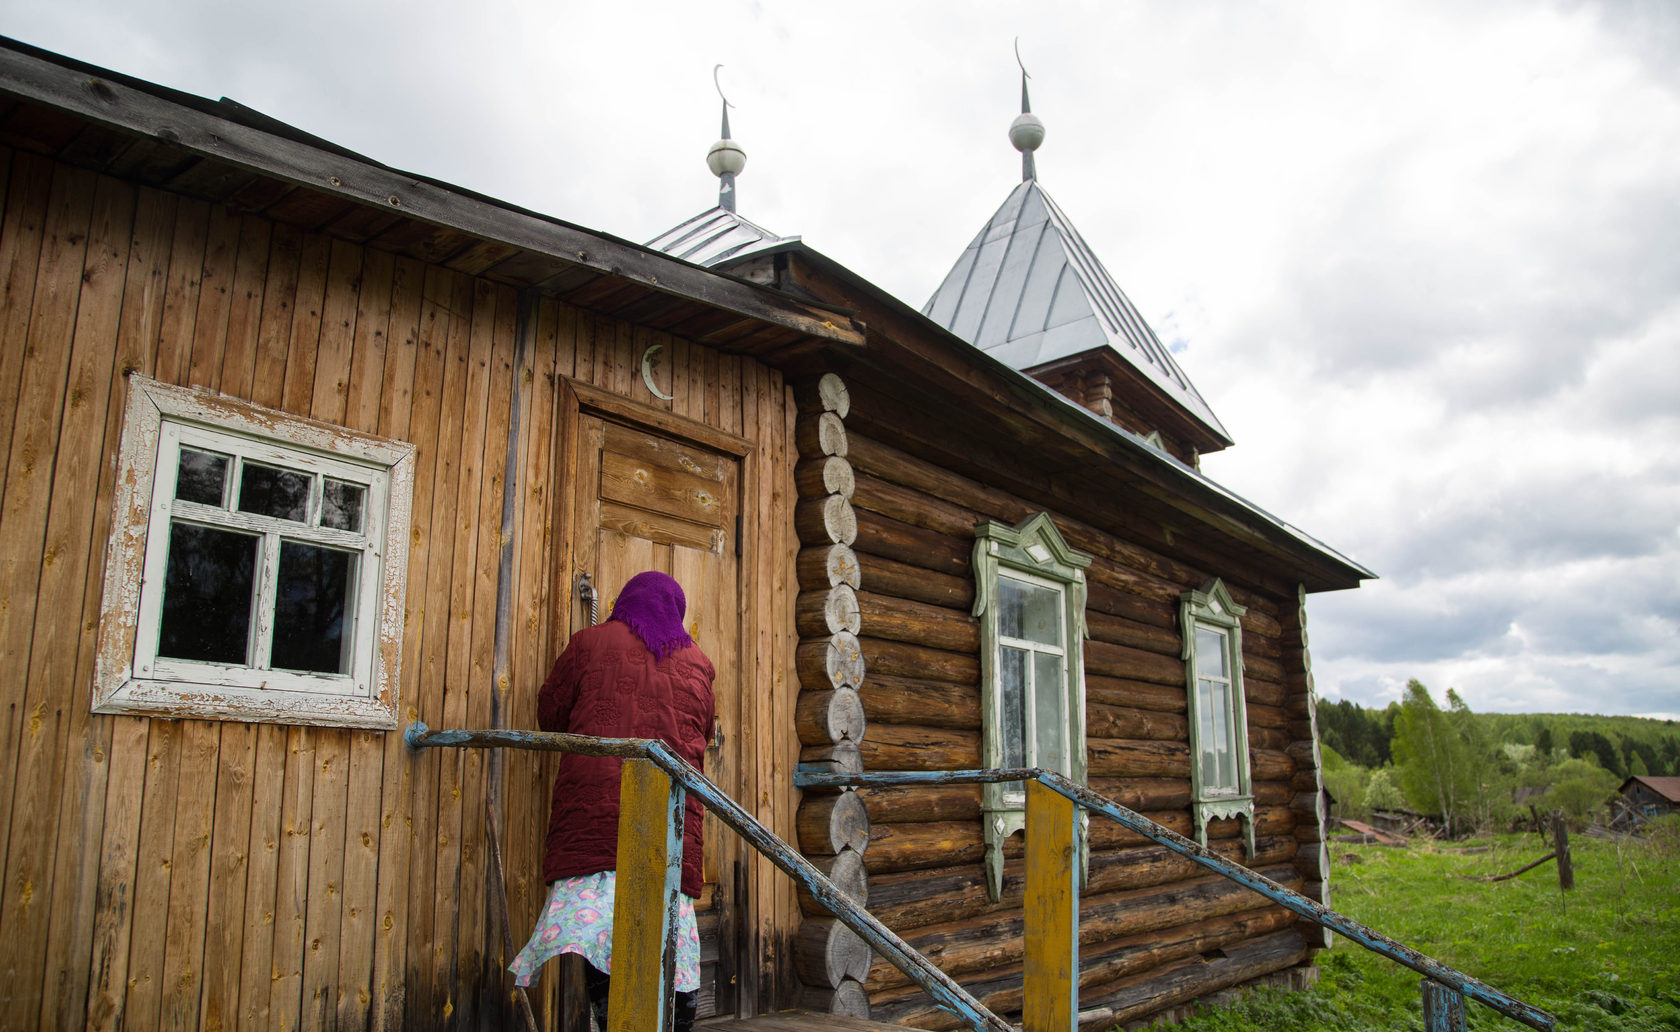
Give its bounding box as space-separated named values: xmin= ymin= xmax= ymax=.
xmin=973 ymin=513 xmax=1092 ymax=902
xmin=1181 ymin=578 xmax=1255 ymax=855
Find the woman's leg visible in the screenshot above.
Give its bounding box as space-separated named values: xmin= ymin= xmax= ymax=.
xmin=582 ymin=960 xmax=611 ymax=1031
xmin=673 ymin=989 xmax=697 ymax=1032
xmin=583 ymin=958 xmax=696 ymax=1032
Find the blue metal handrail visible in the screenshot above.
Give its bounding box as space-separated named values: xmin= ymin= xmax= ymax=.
xmin=404 ymin=722 xmax=1012 ymax=1032
xmin=407 ymin=719 xmax=1552 ymax=1032
xmin=795 ymin=766 xmax=1557 ymax=1032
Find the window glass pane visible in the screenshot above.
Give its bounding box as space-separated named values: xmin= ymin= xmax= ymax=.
xmin=1197 ymin=678 xmax=1219 ymax=787
xmin=322 ymin=478 xmax=365 ymax=532
xmin=1000 ymin=647 xmax=1027 ymax=767
xmin=271 ymin=541 xmax=358 ymax=675
xmin=1001 ymin=646 xmax=1027 ymax=796
xmin=158 ymin=523 xmax=256 ymax=665
xmin=1209 ymin=680 xmax=1235 ymax=791
xmin=239 ymin=462 xmax=311 ymax=522
xmin=999 ymin=575 xmax=1060 ymax=646
xmin=1033 ymin=651 xmax=1066 ymax=774
xmin=1196 ymin=626 xmax=1227 ymax=678
xmin=175 ymin=448 xmax=230 ymax=506
xmin=1202 ymin=744 xmax=1221 ymax=790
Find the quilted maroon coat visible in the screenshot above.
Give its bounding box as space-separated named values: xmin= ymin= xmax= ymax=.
xmin=538 ymin=619 xmax=715 ymax=898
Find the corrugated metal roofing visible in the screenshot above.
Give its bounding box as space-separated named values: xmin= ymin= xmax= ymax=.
xmin=923 ymin=180 xmax=1231 ymax=445
xmin=646 ymin=206 xmax=800 ymax=268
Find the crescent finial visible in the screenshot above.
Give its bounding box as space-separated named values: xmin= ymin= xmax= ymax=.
xmin=714 ymin=64 xmax=734 ymax=109
xmin=1015 ymin=38 xmax=1030 ymax=80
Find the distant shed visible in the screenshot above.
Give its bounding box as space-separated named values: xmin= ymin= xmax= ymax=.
xmin=1610 ymin=776 xmax=1680 ymax=830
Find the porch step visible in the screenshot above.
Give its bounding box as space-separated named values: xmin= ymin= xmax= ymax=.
xmin=702 ymin=1011 xmax=935 ymax=1031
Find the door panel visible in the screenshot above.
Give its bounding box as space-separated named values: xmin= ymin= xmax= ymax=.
xmin=570 ymin=412 xmax=742 ymax=1019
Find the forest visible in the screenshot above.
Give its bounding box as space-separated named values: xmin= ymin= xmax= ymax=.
xmin=1315 ymin=681 xmax=1679 ymax=833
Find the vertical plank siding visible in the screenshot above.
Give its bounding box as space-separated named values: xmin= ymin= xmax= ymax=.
xmin=795 ymin=409 xmax=1324 ymax=1027
xmin=0 ymin=152 xmax=801 ymax=1030
xmin=367 ymin=254 xmax=429 ymax=1032
xmin=85 ymin=182 xmax=181 ymax=1032
xmin=18 ymin=170 xmax=134 ymax=1032
xmin=0 ymin=160 xmax=100 ymax=1032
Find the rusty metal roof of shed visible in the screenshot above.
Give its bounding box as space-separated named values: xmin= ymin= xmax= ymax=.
xmin=923 ymin=179 xmax=1231 ymax=446
xmin=1620 ymin=776 xmax=1680 ymax=803
xmin=646 ymin=206 xmax=801 ymax=267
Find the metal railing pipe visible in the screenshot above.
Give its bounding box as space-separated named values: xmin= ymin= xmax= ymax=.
xmin=645 ymin=741 xmax=1010 ymax=1032
xmin=405 ymin=723 xmax=1011 ymax=1032
xmin=796 ymin=767 xmax=1554 ymax=1032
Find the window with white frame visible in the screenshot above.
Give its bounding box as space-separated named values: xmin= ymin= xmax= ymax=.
xmin=1181 ymin=578 xmax=1255 ymax=855
xmin=94 ymin=376 xmax=414 ymax=728
xmin=973 ymin=513 xmax=1091 ymax=902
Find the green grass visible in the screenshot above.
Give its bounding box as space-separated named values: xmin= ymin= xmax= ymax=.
xmin=1147 ymin=820 xmax=1680 ymax=1031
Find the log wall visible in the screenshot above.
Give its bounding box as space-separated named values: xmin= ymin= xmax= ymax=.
xmin=0 ymin=147 xmax=801 ymax=1031
xmin=795 ymin=384 xmax=1326 ymax=1025
xmin=789 ymin=374 xmax=875 ymax=1018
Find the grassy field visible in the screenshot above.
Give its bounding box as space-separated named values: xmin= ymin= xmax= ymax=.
xmin=1154 ymin=819 xmax=1680 ymax=1031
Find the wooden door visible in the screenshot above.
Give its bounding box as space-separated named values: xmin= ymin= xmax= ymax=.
xmin=570 ymin=413 xmax=744 ymax=1019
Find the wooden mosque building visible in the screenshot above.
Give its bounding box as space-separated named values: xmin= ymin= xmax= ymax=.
xmin=0 ymin=37 xmax=1369 ymax=1032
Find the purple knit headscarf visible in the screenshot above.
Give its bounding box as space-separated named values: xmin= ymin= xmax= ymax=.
xmin=609 ymin=571 xmax=695 ymax=661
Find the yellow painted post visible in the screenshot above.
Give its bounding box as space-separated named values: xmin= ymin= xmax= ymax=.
xmin=607 ymin=757 xmax=685 ymax=1032
xmin=1023 ymin=779 xmax=1079 ymax=1031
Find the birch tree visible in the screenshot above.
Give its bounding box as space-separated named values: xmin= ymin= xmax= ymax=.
xmin=1392 ymin=680 xmax=1473 ymax=836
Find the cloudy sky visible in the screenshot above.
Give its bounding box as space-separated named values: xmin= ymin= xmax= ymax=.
xmin=5 ymin=0 xmax=1677 ymax=719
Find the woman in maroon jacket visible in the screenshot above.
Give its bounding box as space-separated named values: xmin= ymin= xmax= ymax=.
xmin=510 ymin=571 xmax=715 ymax=1031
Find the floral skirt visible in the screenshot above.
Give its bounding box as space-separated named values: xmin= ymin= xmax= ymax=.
xmin=509 ymin=871 xmax=701 ymax=992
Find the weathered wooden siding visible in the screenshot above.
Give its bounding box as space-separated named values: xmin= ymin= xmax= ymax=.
xmin=790 ymin=371 xmax=1323 ymax=1027
xmin=0 ymin=146 xmax=801 ymax=1031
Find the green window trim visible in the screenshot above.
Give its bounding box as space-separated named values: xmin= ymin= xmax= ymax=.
xmin=973 ymin=513 xmax=1092 ymax=902
xmin=1181 ymin=578 xmax=1256 ymax=856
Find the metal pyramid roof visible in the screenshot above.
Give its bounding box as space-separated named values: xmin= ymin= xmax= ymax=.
xmin=646 ymin=206 xmax=800 ymax=268
xmin=922 ymin=179 xmax=1231 ymax=445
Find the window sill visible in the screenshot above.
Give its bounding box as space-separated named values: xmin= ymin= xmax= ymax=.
xmin=95 ymin=675 xmax=399 ymax=729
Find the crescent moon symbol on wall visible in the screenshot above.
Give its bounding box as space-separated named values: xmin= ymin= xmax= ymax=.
xmin=641 ymin=344 xmax=675 ymax=401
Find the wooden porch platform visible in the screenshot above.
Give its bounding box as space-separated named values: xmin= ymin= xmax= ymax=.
xmin=702 ymin=1012 xmax=933 ymax=1031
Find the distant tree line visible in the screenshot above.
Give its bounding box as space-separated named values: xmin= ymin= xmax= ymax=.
xmin=1315 ymin=682 xmax=1680 ymax=833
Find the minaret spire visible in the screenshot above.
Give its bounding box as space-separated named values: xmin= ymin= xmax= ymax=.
xmin=1009 ymin=39 xmax=1045 ymax=182
xmin=706 ymin=64 xmax=747 ymax=211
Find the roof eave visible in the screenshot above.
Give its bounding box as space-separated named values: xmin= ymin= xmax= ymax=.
xmin=0 ymin=36 xmax=864 ymax=350
xmin=740 ymin=244 xmax=1373 ymax=591
xmin=1023 ymin=347 xmax=1236 ymax=454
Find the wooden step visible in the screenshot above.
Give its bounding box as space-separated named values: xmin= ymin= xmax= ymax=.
xmin=702 ymin=1011 xmax=935 ymax=1031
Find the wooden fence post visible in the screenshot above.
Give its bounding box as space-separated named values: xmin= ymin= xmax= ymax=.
xmin=1552 ymin=814 xmax=1573 ymax=891
xmin=1023 ymin=779 xmax=1079 ymax=1032
xmin=608 ymin=758 xmax=686 ymax=1032
xmin=1422 ymin=978 xmax=1467 ymax=1031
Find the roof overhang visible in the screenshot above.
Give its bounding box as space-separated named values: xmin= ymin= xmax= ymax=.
xmin=722 ymin=245 xmax=1373 ymax=593
xmin=0 ymin=36 xmax=865 ymax=357
xmin=1024 ymin=347 xmax=1233 ymax=458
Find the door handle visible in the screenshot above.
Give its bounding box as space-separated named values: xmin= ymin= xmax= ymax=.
xmin=577 ymin=572 xmax=598 ymax=626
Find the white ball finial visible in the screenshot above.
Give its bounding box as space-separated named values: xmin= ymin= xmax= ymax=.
xmin=707 ymin=138 xmax=747 ymax=177
xmin=1010 ymin=112 xmax=1045 ymax=154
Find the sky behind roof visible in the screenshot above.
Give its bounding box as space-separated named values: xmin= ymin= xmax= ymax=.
xmin=5 ymin=0 xmax=1676 ymax=719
